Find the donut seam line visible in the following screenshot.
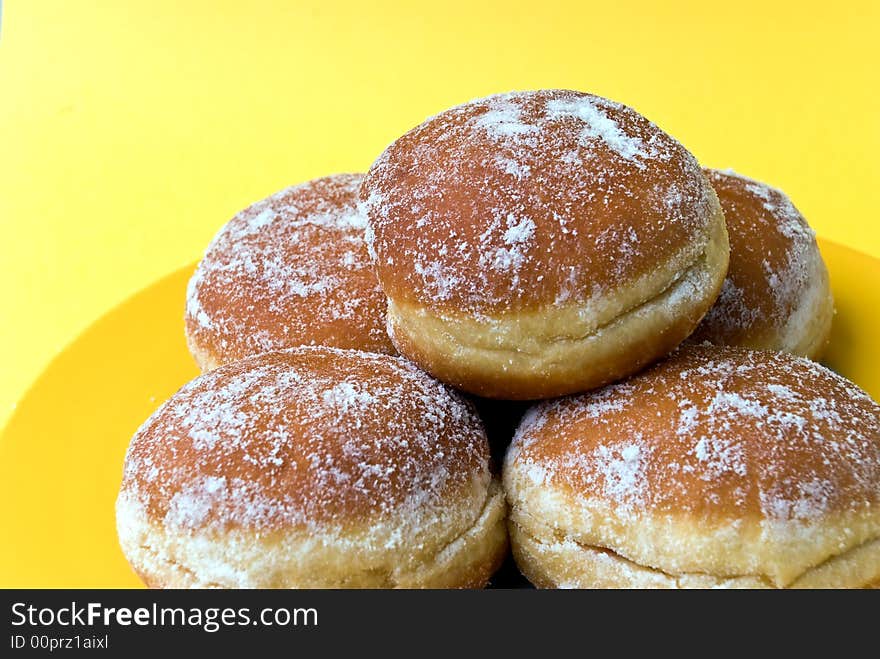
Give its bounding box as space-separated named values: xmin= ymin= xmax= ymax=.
xmin=391 ymin=243 xmax=711 ymax=359
xmin=130 ymin=483 xmax=503 ymax=588
xmin=427 ymin=481 xmax=504 ymax=559
xmin=514 ymin=520 xmax=775 ymax=587
xmin=787 ymin=534 xmax=880 ymax=588
xmin=388 ymin=481 xmax=505 ymax=587
xmin=319 ymin=481 xmax=503 ymax=588
xmin=511 ymin=509 xmax=880 ymax=588
xmin=134 ymin=529 xmax=389 ymax=588
xmin=537 ymin=256 xmax=702 ymax=350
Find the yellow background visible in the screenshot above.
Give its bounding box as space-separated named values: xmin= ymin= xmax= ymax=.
xmin=1 ymin=0 xmax=879 ymax=429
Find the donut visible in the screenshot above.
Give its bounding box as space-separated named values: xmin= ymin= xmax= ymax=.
xmin=185 ymin=174 xmax=394 ymax=371
xmin=503 ymin=344 xmax=880 ymax=588
xmin=360 ymin=90 xmax=729 ymax=400
xmin=689 ymin=169 xmax=833 ymax=358
xmin=116 ymin=347 xmax=507 ymax=588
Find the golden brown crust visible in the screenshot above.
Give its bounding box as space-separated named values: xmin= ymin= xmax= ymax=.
xmin=117 ymin=347 xmax=508 ymax=588
xmin=362 ymin=90 xmax=729 ymax=399
xmin=511 ymin=344 xmax=879 ymax=520
xmin=691 ymin=169 xmax=833 ymax=358
xmin=185 ymin=174 xmax=394 ymax=370
xmin=504 ymin=345 xmax=880 ymax=588
xmin=121 ymin=347 xmax=487 ymax=530
xmin=361 ymin=90 xmax=721 ymax=315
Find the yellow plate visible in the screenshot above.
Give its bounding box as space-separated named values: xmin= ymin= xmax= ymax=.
xmin=1 ymin=239 xmax=878 ymax=588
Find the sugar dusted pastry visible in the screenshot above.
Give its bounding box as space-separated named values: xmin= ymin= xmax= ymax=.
xmin=361 ymin=90 xmax=728 ymax=399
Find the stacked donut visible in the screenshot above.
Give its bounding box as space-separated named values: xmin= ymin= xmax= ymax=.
xmin=116 ymin=90 xmax=878 ymax=589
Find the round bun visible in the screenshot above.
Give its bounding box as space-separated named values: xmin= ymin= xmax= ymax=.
xmin=690 ymin=169 xmax=833 ymax=358
xmin=361 ymin=90 xmax=729 ymax=400
xmin=116 ymin=347 xmax=507 ymax=588
xmin=185 ymin=174 xmax=395 ymax=371
xmin=504 ymin=344 xmax=880 ymax=588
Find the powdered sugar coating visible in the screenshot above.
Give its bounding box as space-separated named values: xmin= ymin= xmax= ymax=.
xmin=120 ymin=347 xmax=490 ymax=533
xmin=692 ymin=169 xmax=824 ymax=345
xmin=361 ymin=90 xmax=718 ymax=314
xmin=186 ymin=174 xmax=394 ymax=367
xmin=508 ymin=345 xmax=880 ymax=522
